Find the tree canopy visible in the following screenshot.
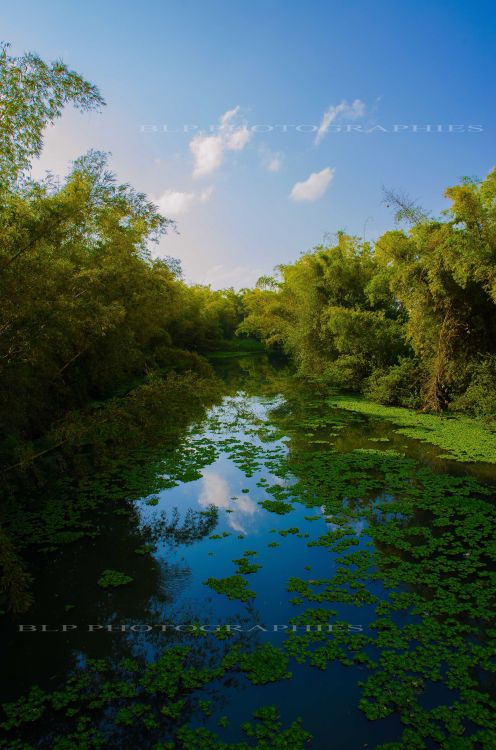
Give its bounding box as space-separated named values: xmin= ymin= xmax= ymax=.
xmin=240 ymin=170 xmax=496 ymax=416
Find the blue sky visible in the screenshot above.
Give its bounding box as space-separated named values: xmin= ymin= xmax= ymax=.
xmin=2 ymin=0 xmax=495 ymax=287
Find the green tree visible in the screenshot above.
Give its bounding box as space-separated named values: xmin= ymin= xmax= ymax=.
xmin=0 ymin=42 xmax=104 ymax=186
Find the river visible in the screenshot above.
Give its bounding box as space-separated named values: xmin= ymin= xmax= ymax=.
xmin=1 ymin=355 xmax=494 ymax=749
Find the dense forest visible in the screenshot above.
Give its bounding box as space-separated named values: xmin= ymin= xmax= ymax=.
xmin=2 ymin=44 xmax=495 ymax=465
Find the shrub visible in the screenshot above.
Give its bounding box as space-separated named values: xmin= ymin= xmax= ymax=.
xmin=450 ymin=355 xmax=496 ymax=420
xmin=364 ymin=357 xmax=424 ymax=408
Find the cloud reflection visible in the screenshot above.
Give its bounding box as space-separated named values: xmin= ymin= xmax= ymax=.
xmin=198 ymin=472 xmax=259 ymax=535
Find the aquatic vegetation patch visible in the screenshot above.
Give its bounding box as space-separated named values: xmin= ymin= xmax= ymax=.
xmin=175 ymin=706 xmax=311 ymax=749
xmin=203 ymin=575 xmax=256 ymax=602
xmin=238 ymin=644 xmax=292 ymax=685
xmin=278 ymin=440 xmax=496 ymax=747
xmin=96 ymin=569 xmax=134 ymax=588
xmin=134 ymin=544 xmax=155 ymax=556
xmin=258 ymin=499 xmax=293 ymax=515
xmin=3 ymin=370 xmax=496 ymax=750
xmin=233 ymin=557 xmax=262 ymax=575
xmin=209 ymin=531 xmax=230 ymax=540
xmin=1 ymin=646 xmax=292 ymax=748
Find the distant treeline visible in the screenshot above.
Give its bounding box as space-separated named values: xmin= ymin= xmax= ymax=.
xmin=241 ymin=169 xmax=496 ymax=419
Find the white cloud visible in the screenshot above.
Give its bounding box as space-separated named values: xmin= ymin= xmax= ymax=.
xmin=155 ymin=185 xmax=213 ymax=216
xmin=226 ymin=125 xmax=251 ymax=151
xmin=267 ymin=156 xmax=282 ymax=172
xmin=315 ymin=99 xmax=365 ymax=144
xmin=198 ymin=472 xmax=231 ymax=509
xmin=219 ymin=105 xmax=240 ymax=128
xmin=190 ymin=134 xmax=225 ymax=178
xmin=289 ymin=167 xmax=335 ymax=202
xmin=259 ymin=145 xmax=283 ymax=172
xmin=198 ymin=472 xmax=259 ymax=535
xmin=190 ymin=106 xmax=251 ymax=178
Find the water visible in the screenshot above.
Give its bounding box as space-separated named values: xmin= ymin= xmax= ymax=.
xmin=1 ymin=356 xmax=495 ymax=749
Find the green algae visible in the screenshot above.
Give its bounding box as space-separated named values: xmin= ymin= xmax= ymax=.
xmin=203 ymin=575 xmax=256 ymax=602
xmin=258 ymin=499 xmax=293 ymax=515
xmin=329 ymin=394 xmax=496 ymax=463
xmin=96 ymin=569 xmax=134 ymax=589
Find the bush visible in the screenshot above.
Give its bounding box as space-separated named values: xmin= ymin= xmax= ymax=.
xmin=450 ymin=356 xmax=496 ymax=420
xmin=319 ymin=355 xmax=370 ymax=392
xmin=364 ymin=357 xmax=424 ymax=408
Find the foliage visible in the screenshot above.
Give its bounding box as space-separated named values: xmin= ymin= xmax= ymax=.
xmin=240 ymin=232 xmax=407 ymax=389
xmin=241 ymin=170 xmax=496 ymax=417
xmin=96 ymin=569 xmax=134 ymax=588
xmin=1 ymin=40 xmax=496 ymax=750
xmin=203 ymin=575 xmax=256 ymax=602
xmin=449 ymin=354 xmax=496 ymax=419
xmin=0 ymin=42 xmax=105 ymax=185
xmin=364 ymin=356 xmax=425 ymax=408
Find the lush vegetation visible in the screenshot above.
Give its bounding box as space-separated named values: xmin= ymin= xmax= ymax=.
xmin=2 ymin=380 xmax=494 ymax=749
xmin=0 ymin=44 xmax=252 ymax=616
xmin=0 ymin=43 xmax=250 ymax=475
xmin=240 ymin=173 xmax=496 ymax=419
xmin=1 ymin=42 xmax=495 ymax=750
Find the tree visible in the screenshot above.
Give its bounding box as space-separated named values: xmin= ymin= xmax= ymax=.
xmin=0 ymin=42 xmax=105 ymax=186
xmin=375 ymin=169 xmax=496 ymax=410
